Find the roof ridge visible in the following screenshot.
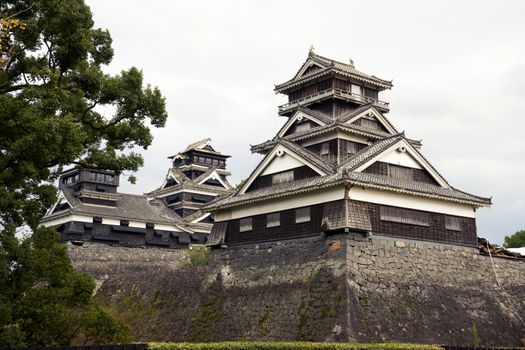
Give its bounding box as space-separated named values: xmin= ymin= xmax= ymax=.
xmin=338 ymin=132 xmax=405 ymax=171
xmin=278 ymin=139 xmax=336 ymax=174
xmin=336 ymin=103 xmax=376 ymax=123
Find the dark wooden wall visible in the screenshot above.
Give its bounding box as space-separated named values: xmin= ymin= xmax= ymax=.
xmin=363 ymin=161 xmax=439 ymax=186
xmin=225 ymin=204 xmax=324 ymax=245
xmin=223 ymin=200 xmax=477 ymax=247
xmin=364 ymin=201 xmax=477 ymax=246
xmin=246 ymin=166 xmax=319 ymax=192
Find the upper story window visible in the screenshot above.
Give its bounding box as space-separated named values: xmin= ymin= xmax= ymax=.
xmin=239 ymin=217 xmax=253 ymax=232
xmin=380 ymin=206 xmax=429 ymax=227
xmin=320 ymin=142 xmax=330 ymax=155
xmin=295 ymin=207 xmax=311 ymax=223
xmin=272 ymin=170 xmax=294 ymax=185
xmin=89 ymin=172 xmax=114 ymax=183
xmin=266 ymin=213 xmax=280 ymax=228
xmin=64 ymin=173 xmax=80 ymax=185
xmin=295 ymin=122 xmax=310 ymax=134
xmin=346 ymin=142 xmax=357 ymax=154
xmin=388 ymin=164 xmax=413 ymax=181
xmin=361 ymin=118 xmax=379 ymax=129
xmin=351 ymin=84 xmax=362 ymax=96
xmin=445 ymin=216 xmax=461 ymax=231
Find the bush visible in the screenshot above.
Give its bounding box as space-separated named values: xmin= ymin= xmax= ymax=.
xmin=149 ymin=342 xmax=443 ymax=350
xmin=188 ymin=246 xmax=211 ymax=266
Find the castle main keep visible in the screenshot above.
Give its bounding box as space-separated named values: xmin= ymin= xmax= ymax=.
xmin=45 ymin=51 xmax=525 ymax=346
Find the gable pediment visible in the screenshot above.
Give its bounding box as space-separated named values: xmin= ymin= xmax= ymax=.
xmin=354 ymin=139 xmax=450 ymax=188
xmin=343 ymin=107 xmax=397 ymax=135
xmin=295 ymin=59 xmax=327 ymax=80
xmin=277 ymin=110 xmax=328 ymax=138
xmin=239 ymin=143 xmax=328 ymax=194
xmin=198 ymin=169 xmax=230 ymax=189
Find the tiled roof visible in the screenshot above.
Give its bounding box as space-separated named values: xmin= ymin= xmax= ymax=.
xmin=205 ymin=173 xmax=344 ymax=210
xmin=184 ymin=138 xmax=211 ymax=153
xmin=296 ymin=107 xmax=335 ymax=124
xmin=279 ymin=139 xmax=336 ymax=174
xmin=345 ymin=171 xmax=491 ymax=205
xmin=339 ymin=133 xmax=405 ymax=170
xmin=322 ymin=200 xmax=372 ymax=232
xmin=251 ymin=104 xmax=413 ymax=154
xmin=208 ymin=133 xmax=491 ymax=210
xmin=251 ymin=121 xmax=394 ymax=155
xmin=169 ymin=138 xmax=230 ymax=159
xmin=43 ymin=187 xmax=188 ymax=227
xmin=275 ymin=52 xmax=392 ymax=91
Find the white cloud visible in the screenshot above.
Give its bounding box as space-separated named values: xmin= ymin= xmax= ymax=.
xmin=87 ymin=0 xmax=525 ymax=244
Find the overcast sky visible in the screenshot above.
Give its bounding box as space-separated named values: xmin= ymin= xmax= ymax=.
xmin=86 ymin=0 xmax=525 ymax=244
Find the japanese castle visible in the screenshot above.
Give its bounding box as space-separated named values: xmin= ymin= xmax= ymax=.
xmin=40 ymin=139 xmax=233 ymax=247
xmin=206 ymin=50 xmax=492 ymax=247
xmin=41 ymin=50 xmax=492 ymax=249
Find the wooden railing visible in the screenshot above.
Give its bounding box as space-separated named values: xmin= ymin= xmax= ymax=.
xmin=278 ymin=88 xmax=389 ymax=113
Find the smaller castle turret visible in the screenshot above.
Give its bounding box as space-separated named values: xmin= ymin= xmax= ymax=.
xmin=41 ymin=167 xmax=199 ymax=248
xmin=147 ymin=138 xmax=234 ymax=234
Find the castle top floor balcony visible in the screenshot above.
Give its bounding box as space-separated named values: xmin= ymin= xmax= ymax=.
xmin=278 ymin=88 xmax=390 ymax=116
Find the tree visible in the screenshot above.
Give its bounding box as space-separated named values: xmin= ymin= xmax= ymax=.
xmin=503 ymin=230 xmax=525 ymax=249
xmin=0 ymin=0 xmax=167 ymax=345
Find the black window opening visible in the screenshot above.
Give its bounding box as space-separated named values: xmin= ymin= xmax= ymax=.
xmin=445 ymin=215 xmax=461 ymax=231
xmin=93 ymin=217 xmax=103 ymax=224
xmin=320 ymin=142 xmax=330 ymax=155
xmin=191 ymin=194 xmax=210 ymax=203
xmin=295 ymin=207 xmax=311 ymax=223
xmin=64 ymin=173 xmax=80 ymax=185
xmin=120 ymin=219 xmax=129 ymax=226
xmin=387 ymin=164 xmax=413 ymax=181
xmin=89 ymin=171 xmax=115 ymax=184
xmin=166 ymin=195 xmax=181 ymax=205
xmin=272 ymin=170 xmax=294 ymax=185
xmin=361 ymin=118 xmax=379 ymax=129
xmin=239 ymin=217 xmax=253 ymax=232
xmin=266 ymin=212 xmax=280 ymax=228
xmin=379 ymin=206 xmax=429 ymax=227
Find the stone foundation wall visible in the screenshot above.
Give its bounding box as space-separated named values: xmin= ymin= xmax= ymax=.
xmin=343 ymin=234 xmax=525 ymax=346
xmin=67 ymin=235 xmax=525 ymax=346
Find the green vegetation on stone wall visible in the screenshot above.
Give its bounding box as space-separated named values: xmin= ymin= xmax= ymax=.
xmin=149 ymin=342 xmax=443 ymax=350
xmin=189 ymin=247 xmax=211 ymax=267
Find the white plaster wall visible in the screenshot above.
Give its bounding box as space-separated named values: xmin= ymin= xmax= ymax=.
xmin=261 ymin=153 xmax=305 ymax=175
xmin=215 ymin=185 xmax=345 ymax=221
xmin=348 ymin=186 xmax=476 ymax=218
xmin=377 ymin=149 xmax=423 ymax=169
xmin=41 ymin=214 xmax=93 ymax=226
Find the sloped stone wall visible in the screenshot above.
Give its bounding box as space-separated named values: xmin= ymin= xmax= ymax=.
xmin=67 ymin=235 xmax=525 ymax=346
xmin=343 ymin=235 xmax=525 ymax=346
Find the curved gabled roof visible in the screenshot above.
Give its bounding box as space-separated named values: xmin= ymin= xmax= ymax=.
xmin=275 ymin=51 xmax=393 ymax=92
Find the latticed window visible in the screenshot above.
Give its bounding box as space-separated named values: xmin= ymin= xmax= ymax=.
xmin=361 ymin=118 xmax=379 ymax=129
xmin=346 ymin=141 xmax=357 ymax=154
xmin=351 ymin=84 xmax=362 ymax=95
xmin=320 ymin=142 xmax=330 ymax=155
xmin=266 ymin=213 xmax=280 ymax=228
xmin=388 ymin=164 xmax=413 ymax=181
xmin=380 ymin=206 xmax=429 ymax=227
xmin=239 ymin=217 xmax=252 ymax=232
xmin=295 ymin=207 xmax=311 ymax=223
xmin=445 ymin=215 xmax=461 ymax=231
xmin=295 ymin=122 xmax=310 ymax=134
xmin=272 ymin=170 xmax=294 ymax=185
